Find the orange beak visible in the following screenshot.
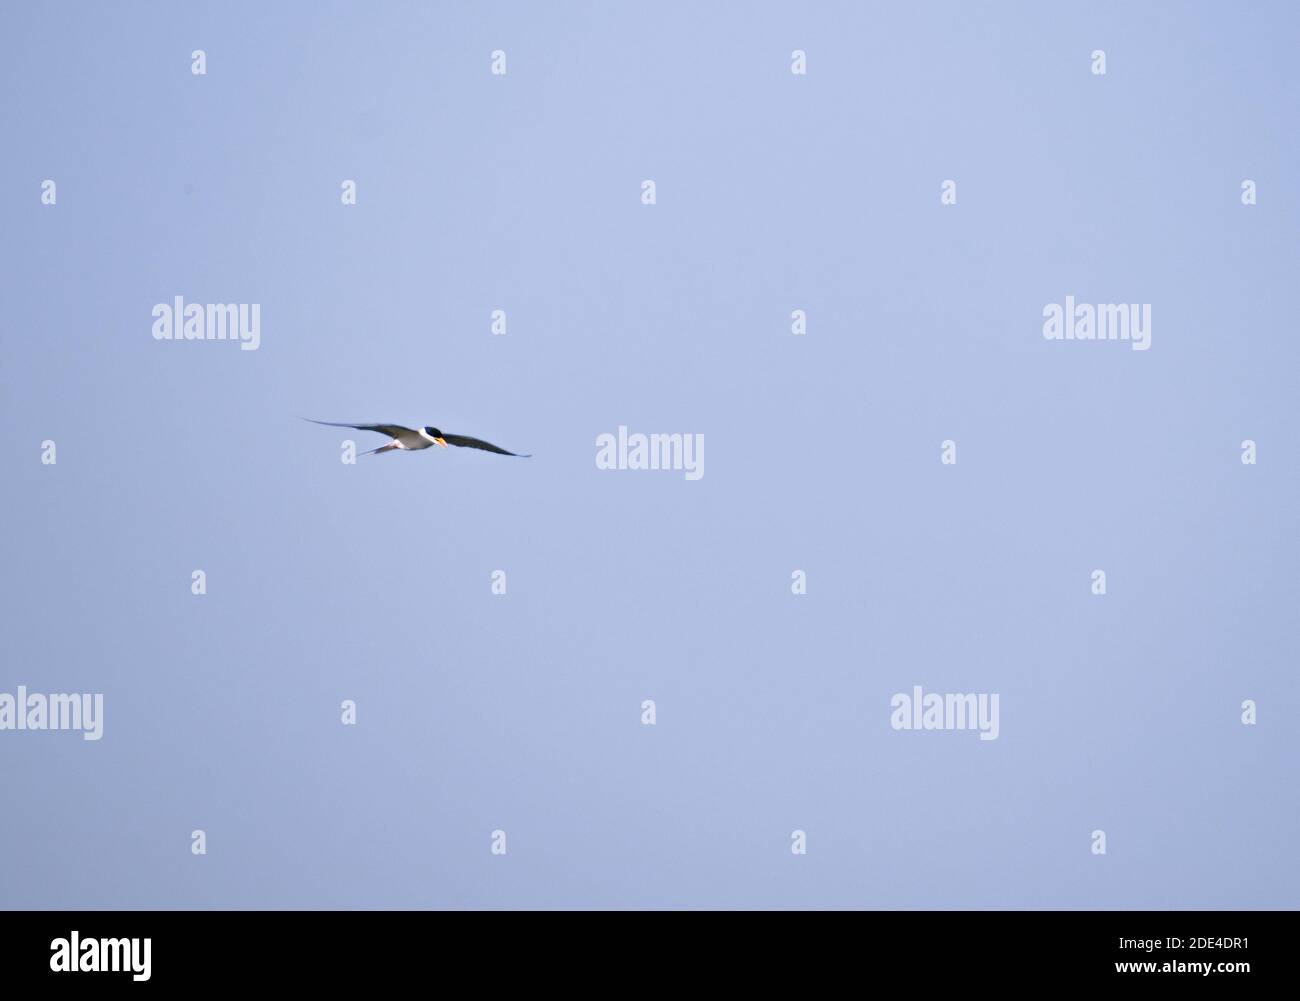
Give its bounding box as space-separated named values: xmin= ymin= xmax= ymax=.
xmin=435 ymin=437 xmax=447 ymax=448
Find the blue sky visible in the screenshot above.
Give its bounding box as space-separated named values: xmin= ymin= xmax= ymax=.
xmin=1 ymin=1 xmax=1297 ymax=908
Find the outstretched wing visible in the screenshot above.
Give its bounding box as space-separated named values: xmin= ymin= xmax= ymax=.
xmin=443 ymin=433 xmax=530 ymax=457
xmin=303 ymin=419 xmax=412 ymax=440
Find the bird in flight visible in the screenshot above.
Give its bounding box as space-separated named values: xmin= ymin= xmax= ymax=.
xmin=304 ymin=419 xmax=530 ymax=457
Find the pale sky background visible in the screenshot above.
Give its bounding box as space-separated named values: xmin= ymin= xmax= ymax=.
xmin=1 ymin=1 xmax=1297 ymax=908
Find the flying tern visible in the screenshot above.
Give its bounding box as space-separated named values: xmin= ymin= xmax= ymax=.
xmin=305 ymin=419 xmax=530 ymax=457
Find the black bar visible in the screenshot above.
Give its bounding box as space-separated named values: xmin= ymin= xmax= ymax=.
xmin=0 ymin=910 xmax=1281 ymax=987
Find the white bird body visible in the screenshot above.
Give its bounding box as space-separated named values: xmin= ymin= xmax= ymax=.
xmin=392 ymin=427 xmax=441 ymax=450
